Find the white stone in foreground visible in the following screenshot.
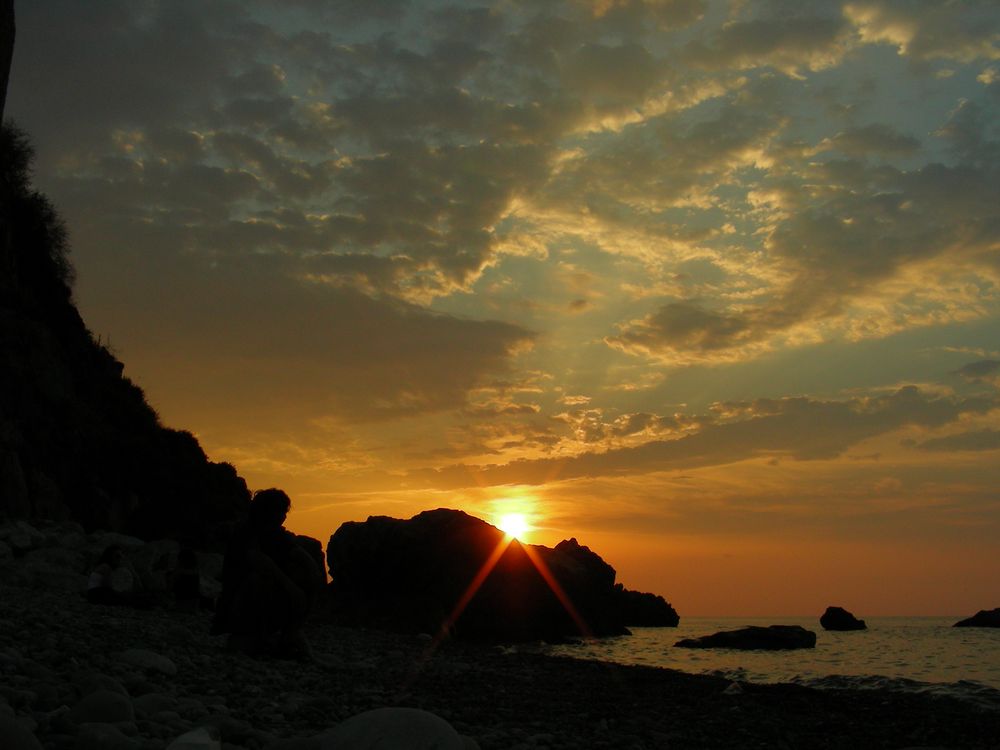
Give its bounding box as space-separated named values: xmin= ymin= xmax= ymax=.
xmin=320 ymin=707 xmax=479 ymax=750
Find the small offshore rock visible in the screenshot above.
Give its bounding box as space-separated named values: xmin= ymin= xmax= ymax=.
xmin=820 ymin=606 xmax=866 ymax=631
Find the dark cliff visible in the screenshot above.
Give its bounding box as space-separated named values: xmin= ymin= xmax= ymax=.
xmin=0 ymin=124 xmax=249 ymax=545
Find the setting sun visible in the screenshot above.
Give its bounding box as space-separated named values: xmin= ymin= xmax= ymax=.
xmin=497 ymin=512 xmax=530 ymax=540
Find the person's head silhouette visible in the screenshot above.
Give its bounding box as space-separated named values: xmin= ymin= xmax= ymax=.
xmin=248 ymin=488 xmax=291 ymax=530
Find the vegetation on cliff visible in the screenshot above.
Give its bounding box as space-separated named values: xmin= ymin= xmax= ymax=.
xmin=0 ymin=124 xmax=249 ymax=545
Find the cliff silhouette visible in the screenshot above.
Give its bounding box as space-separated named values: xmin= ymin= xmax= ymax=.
xmin=0 ymin=124 xmax=249 ymax=544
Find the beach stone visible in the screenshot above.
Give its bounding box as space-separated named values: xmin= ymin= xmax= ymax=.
xmin=76 ymin=721 xmax=140 ymax=750
xmin=319 ymin=707 xmax=480 ymax=750
xmin=675 ymin=625 xmax=817 ymax=650
xmin=0 ymin=716 xmax=43 ymax=750
xmin=117 ymin=649 xmax=178 ymax=675
xmin=72 ymin=671 xmax=129 ymax=698
xmin=953 ymin=608 xmax=1000 ymax=628
xmin=88 ymin=531 xmax=145 ymax=552
xmin=820 ymin=606 xmax=866 ymax=631
xmin=133 ymin=692 xmax=178 ymax=718
xmin=5 ymin=521 xmax=45 ymax=553
xmin=70 ymin=689 xmax=135 ymax=724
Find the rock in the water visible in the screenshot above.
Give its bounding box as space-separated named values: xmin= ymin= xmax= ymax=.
xmin=675 ymin=625 xmax=817 ymax=650
xmin=953 ymin=608 xmax=1000 ymax=628
xmin=820 ymin=606 xmax=866 ymax=631
xmin=319 ymin=707 xmax=478 ymax=750
xmin=326 ymin=508 xmax=676 ymax=641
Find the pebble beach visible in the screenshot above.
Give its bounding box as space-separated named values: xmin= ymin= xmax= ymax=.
xmin=1 ymin=524 xmax=999 ymax=749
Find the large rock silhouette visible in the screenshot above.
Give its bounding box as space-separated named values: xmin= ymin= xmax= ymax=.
xmin=325 ymin=508 xmax=678 ymax=641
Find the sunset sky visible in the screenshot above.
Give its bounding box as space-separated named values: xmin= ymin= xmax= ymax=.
xmin=8 ymin=0 xmax=999 ymax=616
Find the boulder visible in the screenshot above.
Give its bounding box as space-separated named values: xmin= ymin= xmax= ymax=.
xmin=820 ymin=606 xmax=866 ymax=631
xmin=70 ymin=689 xmax=134 ymax=724
xmin=675 ymin=625 xmax=817 ymax=650
xmin=0 ymin=717 xmax=43 ymax=750
xmin=326 ymin=508 xmax=675 ymax=641
xmin=953 ymin=608 xmax=1000 ymax=628
xmin=116 ymin=649 xmax=177 ymax=676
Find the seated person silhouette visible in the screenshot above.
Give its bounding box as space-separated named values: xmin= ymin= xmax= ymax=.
xmin=172 ymin=546 xmax=205 ymax=612
xmin=211 ymin=488 xmax=321 ymax=659
xmin=87 ymin=544 xmax=154 ymax=607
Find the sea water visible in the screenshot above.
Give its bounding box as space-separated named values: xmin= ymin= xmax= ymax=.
xmin=541 ymin=616 xmax=1000 ymax=705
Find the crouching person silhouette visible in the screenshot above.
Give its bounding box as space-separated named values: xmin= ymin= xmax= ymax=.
xmin=211 ymin=488 xmax=321 ymax=660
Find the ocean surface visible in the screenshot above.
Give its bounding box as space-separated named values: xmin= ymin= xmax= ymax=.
xmin=538 ymin=616 xmax=1000 ymax=706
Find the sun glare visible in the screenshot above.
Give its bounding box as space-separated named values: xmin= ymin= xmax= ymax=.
xmin=497 ymin=512 xmax=530 ymax=540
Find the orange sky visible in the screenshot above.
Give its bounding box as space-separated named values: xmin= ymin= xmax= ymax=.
xmin=8 ymin=0 xmax=999 ymax=615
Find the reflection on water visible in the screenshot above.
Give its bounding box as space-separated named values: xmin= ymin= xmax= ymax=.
xmin=542 ymin=616 xmax=1000 ymax=701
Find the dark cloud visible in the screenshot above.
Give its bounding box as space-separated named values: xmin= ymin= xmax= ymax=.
xmin=955 ymin=360 xmax=1000 ymax=381
xmin=683 ymin=15 xmax=851 ymax=74
xmin=824 ymin=124 xmax=921 ymax=157
xmin=916 ymin=429 xmax=1000 ymax=452
xmin=846 ymin=0 xmax=1000 ymax=63
xmin=608 ymin=301 xmax=753 ymax=355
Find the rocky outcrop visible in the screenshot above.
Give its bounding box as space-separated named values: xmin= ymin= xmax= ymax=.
xmin=0 ymin=519 xmax=226 ymax=600
xmin=1 ymin=125 xmax=249 ymax=545
xmin=675 ymin=625 xmax=817 ymax=650
xmin=820 ymin=606 xmax=866 ymax=631
xmin=953 ymin=608 xmax=1000 ymax=628
xmin=325 ymin=508 xmax=678 ymax=641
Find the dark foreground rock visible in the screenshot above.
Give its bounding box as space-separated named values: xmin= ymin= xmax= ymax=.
xmin=820 ymin=606 xmax=867 ymax=631
xmin=954 ymin=608 xmax=1000 ymax=628
xmin=326 ymin=508 xmax=678 ymax=641
xmin=1 ymin=578 xmax=998 ymax=750
xmin=675 ymin=625 xmax=817 ymax=650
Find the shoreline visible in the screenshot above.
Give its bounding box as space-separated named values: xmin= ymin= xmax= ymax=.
xmin=2 ymin=580 xmax=998 ymax=749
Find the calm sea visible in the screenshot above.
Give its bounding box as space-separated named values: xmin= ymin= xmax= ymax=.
xmin=539 ymin=616 xmax=1000 ymax=706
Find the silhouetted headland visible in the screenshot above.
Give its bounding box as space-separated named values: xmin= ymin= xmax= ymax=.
xmin=954 ymin=608 xmax=1000 ymax=628
xmin=0 ymin=124 xmax=250 ymax=547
